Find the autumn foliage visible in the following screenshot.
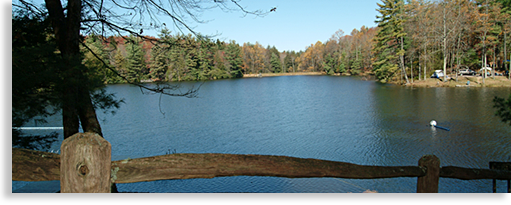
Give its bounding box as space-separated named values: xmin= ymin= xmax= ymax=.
xmin=80 ymin=0 xmax=511 ymax=84
xmin=373 ymin=0 xmax=511 ymax=83
xmin=81 ymin=25 xmax=379 ymax=84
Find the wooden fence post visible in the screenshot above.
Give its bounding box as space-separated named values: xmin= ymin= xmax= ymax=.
xmin=60 ymin=132 xmax=111 ymax=193
xmin=417 ymin=155 xmax=440 ymax=193
xmin=489 ymin=161 xmax=511 ymax=193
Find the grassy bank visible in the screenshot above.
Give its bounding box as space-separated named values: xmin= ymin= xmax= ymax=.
xmin=406 ymin=76 xmax=511 ymax=87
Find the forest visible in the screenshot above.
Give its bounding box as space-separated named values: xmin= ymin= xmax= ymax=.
xmin=78 ymin=0 xmax=511 ymax=84
xmin=81 ymin=26 xmax=377 ymax=83
xmin=373 ymin=0 xmax=511 ymax=83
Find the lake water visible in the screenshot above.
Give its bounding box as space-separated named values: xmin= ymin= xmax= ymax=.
xmin=17 ymin=75 xmax=511 ymax=193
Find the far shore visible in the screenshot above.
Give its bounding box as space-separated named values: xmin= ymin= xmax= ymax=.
xmin=243 ymin=72 xmax=326 ymax=78
xmin=242 ymin=72 xmax=511 ymax=87
xmin=404 ymin=76 xmax=511 ymax=88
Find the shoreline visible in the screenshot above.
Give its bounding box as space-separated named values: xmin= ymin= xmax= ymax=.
xmin=119 ymin=72 xmax=511 ymax=88
xmin=243 ymin=72 xmax=326 ymax=78
xmin=402 ymin=76 xmax=511 ymax=88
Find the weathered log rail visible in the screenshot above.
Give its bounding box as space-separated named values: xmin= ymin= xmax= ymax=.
xmin=12 ymin=148 xmax=426 ymax=182
xmin=10 ymin=132 xmax=511 ymax=193
xmin=110 ymin=153 xmax=426 ymax=183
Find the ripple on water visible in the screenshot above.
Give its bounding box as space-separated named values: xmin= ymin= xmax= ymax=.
xmin=19 ymin=76 xmax=511 ymax=193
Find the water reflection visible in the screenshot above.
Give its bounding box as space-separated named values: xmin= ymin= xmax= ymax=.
xmin=430 ymin=126 xmax=437 ymax=138
xmin=15 ymin=76 xmax=511 ymax=193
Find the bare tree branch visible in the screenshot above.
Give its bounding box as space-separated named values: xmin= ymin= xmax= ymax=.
xmin=13 ymin=0 xmax=47 ymax=17
xmin=76 ymin=0 xmax=270 ymax=38
xmin=14 ymin=0 xmax=267 ymax=119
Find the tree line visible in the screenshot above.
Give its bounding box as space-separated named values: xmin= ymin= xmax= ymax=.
xmin=84 ymin=0 xmax=511 ymax=85
xmin=373 ymin=0 xmax=511 ymax=83
xmin=84 ymin=31 xmax=242 ymax=83
xmin=82 ymin=25 xmax=378 ymax=84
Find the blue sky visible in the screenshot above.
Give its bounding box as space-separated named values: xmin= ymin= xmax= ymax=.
xmin=149 ymin=0 xmax=382 ymax=52
xmin=15 ymin=0 xmax=381 ymax=52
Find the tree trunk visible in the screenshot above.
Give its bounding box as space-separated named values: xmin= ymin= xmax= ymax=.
xmin=442 ymin=4 xmax=448 ymax=82
xmin=492 ymin=45 xmax=496 ymax=80
xmin=443 ymin=54 xmax=448 ymax=82
xmin=62 ymin=104 xmax=79 ymax=139
xmin=505 ymin=26 xmax=510 ymax=80
xmin=456 ymin=29 xmax=462 ymax=83
xmin=411 ymin=57 xmax=413 ymax=83
xmin=419 ymin=51 xmax=421 ymax=81
xmin=424 ymin=46 xmax=427 ymax=81
xmin=45 ymin=0 xmax=103 ymax=138
xmin=400 ymin=36 xmax=409 ymax=84
xmin=482 ymin=0 xmax=488 ymax=85
xmin=484 ymin=54 xmax=487 ymax=84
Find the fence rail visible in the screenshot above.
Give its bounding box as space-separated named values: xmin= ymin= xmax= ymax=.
xmin=11 ymin=133 xmax=511 ymax=193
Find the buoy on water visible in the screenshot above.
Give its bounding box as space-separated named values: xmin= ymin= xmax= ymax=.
xmin=429 ymin=120 xmax=450 ymax=131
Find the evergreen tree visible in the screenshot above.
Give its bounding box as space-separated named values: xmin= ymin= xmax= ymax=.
xmin=323 ymin=53 xmax=336 ymax=75
xmin=12 ymin=11 xmax=60 ymax=149
xmin=199 ymin=37 xmax=215 ymax=80
xmin=184 ymin=49 xmax=199 ymax=81
xmin=198 ymin=51 xmax=210 ymax=80
xmin=113 ymin=47 xmax=127 ymax=81
xmin=169 ymin=47 xmax=186 ymax=81
xmin=150 ymin=46 xmax=169 ymax=81
xmin=83 ymin=35 xmax=112 ymax=84
xmin=270 ymin=52 xmax=282 ymax=73
xmin=373 ymin=0 xmax=407 ymax=83
xmin=210 ymin=50 xmax=230 ymax=79
xmin=226 ymin=41 xmax=244 ymax=78
xmin=351 ymin=59 xmax=363 ymax=75
xmin=125 ymin=36 xmax=147 ymax=82
xmin=337 ymin=62 xmax=347 ymax=74
xmin=337 ymin=52 xmax=347 ymax=74
xmin=284 ymin=53 xmax=295 ymax=73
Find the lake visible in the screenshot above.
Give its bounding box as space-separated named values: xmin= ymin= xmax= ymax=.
xmin=17 ymin=75 xmax=511 ymax=193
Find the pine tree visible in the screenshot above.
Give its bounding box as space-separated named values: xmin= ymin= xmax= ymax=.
xmin=195 ymin=48 xmax=210 ymax=80
xmin=351 ymin=59 xmax=363 ymax=75
xmin=83 ymin=35 xmax=109 ymax=84
xmin=323 ymin=53 xmax=335 ymax=75
xmin=169 ymin=47 xmax=186 ymax=81
xmin=338 ymin=62 xmax=347 ymax=74
xmin=150 ymin=46 xmax=168 ymax=81
xmin=210 ymin=50 xmax=230 ymax=79
xmin=113 ymin=47 xmax=127 ymax=79
xmin=284 ymin=52 xmax=296 ymax=73
xmin=225 ymin=41 xmax=244 ymax=78
xmin=149 ymin=29 xmax=173 ymax=81
xmin=125 ymin=36 xmax=146 ymax=82
xmin=184 ymin=48 xmax=198 ymax=81
xmin=373 ymin=0 xmax=408 ymax=83
xmin=270 ymin=52 xmax=282 ymax=73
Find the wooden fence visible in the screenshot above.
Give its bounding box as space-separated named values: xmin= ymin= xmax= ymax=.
xmin=11 ymin=132 xmax=511 ymax=193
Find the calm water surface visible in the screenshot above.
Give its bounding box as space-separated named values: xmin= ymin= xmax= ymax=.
xmin=18 ymin=76 xmax=511 ymax=193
